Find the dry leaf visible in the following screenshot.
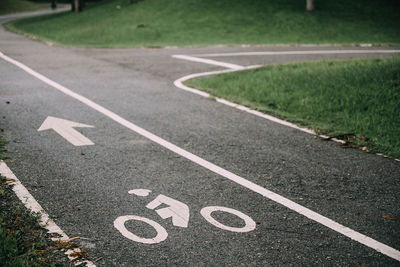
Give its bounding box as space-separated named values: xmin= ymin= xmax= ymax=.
xmin=383 ymin=215 xmax=398 ymax=221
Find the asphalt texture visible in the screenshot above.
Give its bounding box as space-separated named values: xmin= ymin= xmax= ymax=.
xmin=1 ymin=9 xmax=400 ymax=266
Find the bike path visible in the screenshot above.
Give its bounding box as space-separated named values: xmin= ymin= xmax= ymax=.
xmin=1 ymin=12 xmax=400 ymax=265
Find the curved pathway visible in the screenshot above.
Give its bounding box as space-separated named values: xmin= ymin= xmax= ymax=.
xmin=1 ymin=9 xmax=400 ymax=266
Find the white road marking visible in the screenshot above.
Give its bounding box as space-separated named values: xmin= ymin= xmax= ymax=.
xmin=1 ymin=51 xmax=400 ymax=261
xmin=114 ymin=215 xmax=168 ymax=244
xmin=173 ymin=66 xmax=317 ymax=136
xmin=172 ymin=54 xmax=244 ymax=70
xmin=129 ymin=189 xmax=152 ymax=197
xmin=172 ymin=50 xmax=400 ymax=144
xmin=191 ymin=49 xmax=400 ymax=57
xmin=146 ymin=194 xmax=190 ymax=228
xmin=38 ymin=116 xmax=94 ymax=146
xmin=0 ymin=161 xmax=96 ymax=267
xmin=200 ymin=206 xmax=256 ymax=233
xmin=173 ymin=65 xmax=261 ymax=98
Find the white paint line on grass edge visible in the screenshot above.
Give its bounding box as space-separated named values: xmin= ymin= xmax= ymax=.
xmin=1 ymin=51 xmax=399 ymax=262
xmin=192 ymin=49 xmax=400 ymax=57
xmin=174 ymin=62 xmax=346 ymax=143
xmin=0 ymin=161 xmax=96 ymax=266
xmin=172 ymin=54 xmax=244 ymax=70
xmin=173 ymin=51 xmax=400 ymax=149
xmin=173 ymin=65 xmax=318 ymax=136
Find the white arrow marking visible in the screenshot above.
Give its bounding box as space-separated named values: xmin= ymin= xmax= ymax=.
xmin=38 ymin=116 xmax=94 ymax=146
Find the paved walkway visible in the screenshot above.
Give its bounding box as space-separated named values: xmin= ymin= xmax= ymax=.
xmin=1 ymin=9 xmax=399 ymax=266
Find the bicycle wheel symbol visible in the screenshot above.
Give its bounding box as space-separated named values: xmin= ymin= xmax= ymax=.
xmin=114 ymin=215 xmax=168 ymax=244
xmin=114 ymin=190 xmax=257 ymax=244
xmin=200 ymin=206 xmax=256 ymax=233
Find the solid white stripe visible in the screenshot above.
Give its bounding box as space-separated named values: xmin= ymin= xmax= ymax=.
xmin=1 ymin=51 xmax=399 ymax=262
xmin=192 ymin=49 xmax=400 ymax=57
xmin=173 ymin=54 xmax=244 ymax=69
xmin=0 ymin=161 xmax=96 ymax=266
xmin=173 ymin=65 xmax=317 ymax=136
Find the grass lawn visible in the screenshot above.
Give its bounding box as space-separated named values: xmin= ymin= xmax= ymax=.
xmin=0 ymin=138 xmax=44 ymax=266
xmin=0 ymin=0 xmax=49 ymax=15
xmin=0 ymin=139 xmax=70 ymax=266
xmin=5 ymin=0 xmax=400 ymax=47
xmin=186 ymin=57 xmax=400 ymax=159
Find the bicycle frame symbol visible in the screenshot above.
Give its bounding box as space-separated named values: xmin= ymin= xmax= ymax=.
xmin=114 ymin=189 xmax=256 ymax=244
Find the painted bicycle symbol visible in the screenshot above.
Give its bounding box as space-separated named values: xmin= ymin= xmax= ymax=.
xmin=114 ymin=189 xmax=256 ymax=244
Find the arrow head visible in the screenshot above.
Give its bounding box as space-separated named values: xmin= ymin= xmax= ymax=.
xmin=38 ymin=116 xmax=94 ymax=131
xmin=38 ymin=116 xmax=94 ymax=146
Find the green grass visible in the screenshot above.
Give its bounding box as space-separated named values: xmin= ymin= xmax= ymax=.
xmin=0 ymin=138 xmax=42 ymax=266
xmin=5 ymin=0 xmax=400 ymax=47
xmin=0 ymin=209 xmax=45 ymax=266
xmin=0 ymin=139 xmax=6 ymax=161
xmin=186 ymin=57 xmax=400 ymax=159
xmin=0 ymin=138 xmax=69 ymax=266
xmin=0 ymin=0 xmax=48 ymax=15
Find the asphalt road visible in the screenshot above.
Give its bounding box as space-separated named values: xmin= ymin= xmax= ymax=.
xmin=1 ymin=9 xmax=400 ymax=266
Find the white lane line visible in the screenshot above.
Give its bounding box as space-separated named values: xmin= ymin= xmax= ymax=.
xmin=173 ymin=65 xmax=317 ymax=136
xmin=172 ymin=54 xmax=244 ymax=70
xmin=172 ymin=49 xmax=400 ymax=143
xmin=192 ymin=49 xmax=400 ymax=57
xmin=1 ymin=51 xmax=399 ymax=262
xmin=0 ymin=161 xmax=96 ymax=267
xmin=174 ymin=68 xmax=241 ymax=98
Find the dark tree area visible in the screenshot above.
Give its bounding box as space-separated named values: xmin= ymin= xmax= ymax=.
xmin=71 ymin=0 xmax=85 ymax=12
xmin=306 ymin=0 xmax=315 ymax=11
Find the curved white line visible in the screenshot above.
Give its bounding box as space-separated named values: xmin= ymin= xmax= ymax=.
xmin=173 ymin=65 xmax=319 ymax=136
xmin=173 ymin=54 xmax=244 ymax=70
xmin=172 ymin=49 xmax=400 ymax=140
xmin=192 ymin=50 xmax=400 ymax=57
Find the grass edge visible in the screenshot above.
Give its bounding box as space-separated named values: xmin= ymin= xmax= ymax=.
xmin=184 ymin=59 xmax=400 ymax=162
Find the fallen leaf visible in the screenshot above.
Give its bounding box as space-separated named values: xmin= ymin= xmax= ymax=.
xmin=383 ymin=215 xmax=398 ymax=221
